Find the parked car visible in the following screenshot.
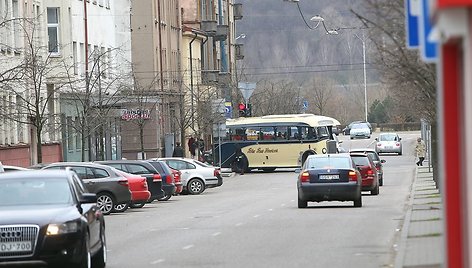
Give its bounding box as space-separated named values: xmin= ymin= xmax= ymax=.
xmin=42 ymin=162 xmax=132 ymax=215
xmin=375 ymin=132 xmax=403 ymax=155
xmin=349 ymin=153 xmax=380 ymax=195
xmin=349 ymin=148 xmax=386 ymax=186
xmin=350 ymin=123 xmax=371 ymax=139
xmin=112 ymin=168 xmax=151 ymax=211
xmin=145 ymin=160 xmax=177 ymax=201
xmin=156 ymin=158 xmax=223 ymax=195
xmin=3 ymin=165 xmax=30 ymax=172
xmin=96 ymin=160 xmax=165 ymax=204
xmin=0 ymin=170 xmax=106 ymax=267
xmin=170 ymin=168 xmax=183 ymax=195
xmin=297 ymin=154 xmax=362 ymax=208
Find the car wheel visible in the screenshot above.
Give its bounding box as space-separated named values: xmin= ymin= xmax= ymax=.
xmin=371 ymin=183 xmax=380 ymax=195
xmin=354 ymin=196 xmax=362 ymax=207
xmin=187 ymin=179 xmax=205 ymax=195
xmin=298 ymin=196 xmax=307 ymax=208
xmin=158 ymin=193 xmax=172 ymax=201
xmin=350 ymin=137 xmax=353 ymax=140
xmin=92 ymin=227 xmax=107 ymax=268
xmin=112 ymin=202 xmax=129 ymax=213
xmin=97 ymin=193 xmax=115 ymax=215
xmin=130 ymin=203 xmax=146 ymax=209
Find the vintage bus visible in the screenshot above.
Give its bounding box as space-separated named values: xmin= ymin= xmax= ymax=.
xmin=214 ymin=114 xmax=341 ymax=172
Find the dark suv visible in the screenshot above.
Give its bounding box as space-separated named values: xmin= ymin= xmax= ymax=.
xmin=96 ymin=160 xmax=165 ymax=204
xmin=42 ymin=162 xmax=132 ymax=215
xmin=146 ymin=160 xmax=177 ymax=201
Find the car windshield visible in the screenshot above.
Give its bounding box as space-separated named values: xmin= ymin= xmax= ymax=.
xmin=0 ymin=178 xmax=73 ymax=206
xmin=351 ymin=123 xmax=369 ymax=129
xmin=305 ymin=157 xmax=351 ymax=169
xmin=380 ymin=134 xmax=398 ymax=141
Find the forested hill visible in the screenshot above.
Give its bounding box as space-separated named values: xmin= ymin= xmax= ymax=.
xmin=235 ymin=0 xmax=370 ymax=84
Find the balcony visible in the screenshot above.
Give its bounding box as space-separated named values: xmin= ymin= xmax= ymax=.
xmin=235 ymin=44 xmax=244 ymax=60
xmin=201 ymin=20 xmax=217 ymax=36
xmin=214 ymin=25 xmax=229 ymax=42
xmin=201 ymin=70 xmax=219 ymax=85
xmin=234 ymin=4 xmax=243 ymax=20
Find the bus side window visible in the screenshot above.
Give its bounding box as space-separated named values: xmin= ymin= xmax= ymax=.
xmin=307 ymin=127 xmax=316 ymax=140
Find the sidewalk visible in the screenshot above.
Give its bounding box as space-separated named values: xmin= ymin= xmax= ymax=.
xmin=395 ymin=164 xmax=444 ymax=268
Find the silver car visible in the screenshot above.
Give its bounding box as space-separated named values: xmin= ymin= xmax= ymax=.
xmin=375 ymin=133 xmax=403 ymax=155
xmin=157 ymin=158 xmax=221 ymax=195
xmin=350 ymin=123 xmax=371 ymax=139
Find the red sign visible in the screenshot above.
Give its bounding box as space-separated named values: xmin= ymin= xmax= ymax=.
xmin=121 ymin=109 xmax=151 ymax=121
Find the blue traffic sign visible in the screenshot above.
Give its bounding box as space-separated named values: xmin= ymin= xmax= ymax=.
xmin=405 ymin=0 xmax=420 ymax=48
xmin=418 ymin=0 xmax=437 ymax=62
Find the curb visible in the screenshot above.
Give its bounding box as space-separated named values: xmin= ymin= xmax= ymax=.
xmin=394 ymin=166 xmax=417 ymax=268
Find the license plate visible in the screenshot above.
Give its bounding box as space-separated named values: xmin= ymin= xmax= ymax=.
xmin=0 ymin=241 xmax=32 ymax=253
xmin=386 ymin=146 xmax=393 ymax=149
xmin=319 ymin=174 xmax=339 ymax=180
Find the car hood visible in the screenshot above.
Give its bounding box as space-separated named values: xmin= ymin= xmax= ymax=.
xmin=0 ymin=205 xmax=81 ymax=226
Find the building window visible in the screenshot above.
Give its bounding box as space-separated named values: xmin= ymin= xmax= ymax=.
xmin=67 ymin=116 xmax=74 ymax=151
xmin=47 ymin=7 xmax=60 ymax=53
xmin=75 ymin=117 xmax=81 ymax=150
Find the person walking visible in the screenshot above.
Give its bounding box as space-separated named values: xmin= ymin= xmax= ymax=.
xmin=188 ymin=137 xmax=196 ymax=159
xmin=172 ymin=142 xmax=184 ymax=157
xmin=415 ymin=137 xmax=426 ymax=166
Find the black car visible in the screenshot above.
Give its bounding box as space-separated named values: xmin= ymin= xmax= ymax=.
xmin=0 ymin=170 xmax=106 ymax=267
xmin=297 ymin=154 xmax=362 ymax=208
xmin=96 ymin=160 xmax=165 ymax=205
xmin=146 ymin=160 xmax=177 ymax=201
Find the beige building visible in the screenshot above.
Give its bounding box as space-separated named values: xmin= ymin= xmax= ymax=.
xmin=125 ymin=0 xmax=183 ymax=159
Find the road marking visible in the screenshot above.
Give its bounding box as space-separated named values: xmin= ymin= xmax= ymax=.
xmin=281 ymin=204 xmax=286 ymax=207
xmin=151 ymin=259 xmax=165 ymax=264
xmin=290 ymin=199 xmax=295 ymax=202
xmin=182 ymin=245 xmax=194 ymax=250
xmin=235 ymin=222 xmax=244 ymax=226
xmin=212 ymin=232 xmax=221 ymax=237
xmin=177 ymin=227 xmax=190 ymax=230
xmin=253 ymin=214 xmax=260 ymax=218
xmin=268 ymin=208 xmax=274 ymax=211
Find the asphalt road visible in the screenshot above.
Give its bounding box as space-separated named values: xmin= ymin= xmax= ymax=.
xmin=104 ymin=131 xmax=421 ymax=268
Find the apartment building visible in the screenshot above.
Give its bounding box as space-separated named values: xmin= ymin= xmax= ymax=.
xmin=0 ymin=0 xmax=133 ymax=165
xmin=125 ymin=0 xmax=182 ymax=159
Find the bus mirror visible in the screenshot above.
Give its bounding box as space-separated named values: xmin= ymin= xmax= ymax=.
xmin=295 ymin=168 xmax=301 ymax=173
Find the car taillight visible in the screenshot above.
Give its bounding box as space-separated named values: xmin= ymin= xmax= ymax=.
xmin=166 ymin=175 xmax=172 ymax=184
xmin=214 ymin=169 xmax=220 ymax=176
xmin=349 ymin=171 xmax=358 ymax=182
xmin=366 ymin=168 xmax=374 ymax=177
xmin=396 ymin=142 xmax=400 ymax=147
xmin=118 ymin=179 xmax=129 ymax=187
xmin=300 ymin=171 xmax=310 ymax=183
xmin=143 ymin=180 xmax=148 ymax=189
xmin=153 ymin=174 xmax=162 ymax=182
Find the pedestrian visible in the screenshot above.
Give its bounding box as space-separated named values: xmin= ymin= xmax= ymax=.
xmin=172 ymin=142 xmax=184 ymax=157
xmin=188 ymin=137 xmax=196 ymax=159
xmin=415 ymin=137 xmax=426 ymax=166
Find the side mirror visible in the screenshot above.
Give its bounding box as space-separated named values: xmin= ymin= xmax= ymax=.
xmin=381 ymin=159 xmax=386 ymax=163
xmin=80 ymin=193 xmax=97 ymax=204
xmin=399 ymin=137 xmax=402 ymax=141
xmin=375 ymin=138 xmax=378 ymax=141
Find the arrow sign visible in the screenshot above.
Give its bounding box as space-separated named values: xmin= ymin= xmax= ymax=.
xmin=238 ymin=82 xmax=256 ymax=102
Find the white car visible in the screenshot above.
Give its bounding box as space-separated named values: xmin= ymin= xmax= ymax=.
xmin=156 ymin=158 xmax=222 ymax=194
xmin=375 ymin=133 xmax=403 ymax=155
xmin=350 ymin=123 xmax=371 ymax=139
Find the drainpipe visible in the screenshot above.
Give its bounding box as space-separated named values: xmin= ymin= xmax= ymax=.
xmin=218 ymin=0 xmax=227 ymax=72
xmin=190 ymin=32 xmax=198 ymax=128
xmin=157 ymin=0 xmax=164 ymax=92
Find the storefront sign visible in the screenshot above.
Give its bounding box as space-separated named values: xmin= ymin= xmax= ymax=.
xmin=121 ymin=109 xmax=151 ymax=121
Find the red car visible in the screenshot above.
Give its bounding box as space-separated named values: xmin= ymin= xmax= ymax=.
xmin=350 ymin=153 xmax=380 ymax=195
xmin=113 ymin=168 xmax=151 ymax=210
xmin=170 ymin=168 xmax=183 ymax=194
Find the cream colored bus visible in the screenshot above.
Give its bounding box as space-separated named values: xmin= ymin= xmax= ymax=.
xmin=217 ymin=114 xmax=341 ymax=172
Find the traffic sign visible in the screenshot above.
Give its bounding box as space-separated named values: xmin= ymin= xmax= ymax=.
xmin=418 ymin=0 xmax=437 ymax=62
xmin=238 ymin=82 xmax=256 ymax=102
xmin=405 ymin=0 xmax=420 ymax=48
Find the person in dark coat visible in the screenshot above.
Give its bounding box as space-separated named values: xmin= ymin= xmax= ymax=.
xmin=172 ymin=142 xmax=184 ymax=157
xmin=188 ymin=137 xmax=196 ymax=158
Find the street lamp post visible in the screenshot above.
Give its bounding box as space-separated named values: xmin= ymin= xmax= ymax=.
xmin=354 ymin=33 xmax=368 ymax=122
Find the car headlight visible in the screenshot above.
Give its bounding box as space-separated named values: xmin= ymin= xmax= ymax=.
xmin=46 ymin=221 xmax=79 ymax=235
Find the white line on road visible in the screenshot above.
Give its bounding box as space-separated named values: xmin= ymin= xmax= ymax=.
xmin=268 ymin=208 xmax=274 ymax=211
xmin=281 ymin=204 xmax=286 ymax=207
xmin=290 ymin=199 xmax=295 ymax=202
xmin=235 ymin=222 xmax=244 ymax=226
xmin=212 ymin=232 xmax=222 ymax=237
xmin=253 ymin=214 xmax=260 ymax=218
xmin=182 ymin=245 xmax=194 ymax=250
xmin=151 ymin=259 xmax=165 ymax=264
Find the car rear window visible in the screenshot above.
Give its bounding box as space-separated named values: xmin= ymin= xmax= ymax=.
xmin=351 ymin=151 xmax=380 ymax=161
xmin=379 ymin=134 xmax=397 ymax=141
xmin=351 ymin=156 xmax=370 ymax=166
xmin=305 ymin=157 xmax=351 ymax=169
xmin=126 ymin=164 xmax=153 ymax=175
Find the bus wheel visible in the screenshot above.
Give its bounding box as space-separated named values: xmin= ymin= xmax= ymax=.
xmin=262 ymin=168 xmax=276 ymax=172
